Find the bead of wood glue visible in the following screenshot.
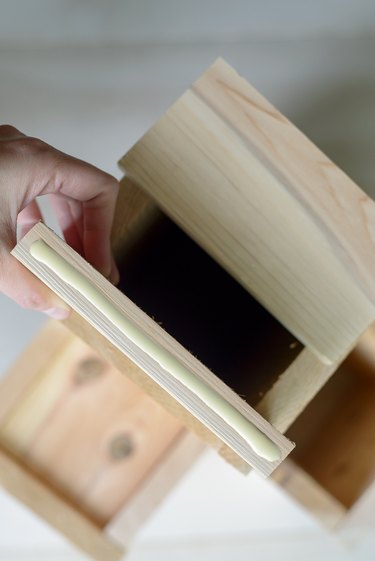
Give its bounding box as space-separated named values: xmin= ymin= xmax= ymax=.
xmin=30 ymin=239 xmax=281 ymax=463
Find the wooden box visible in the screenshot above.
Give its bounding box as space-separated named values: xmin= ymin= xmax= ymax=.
xmin=2 ymin=58 xmax=375 ymax=556
xmin=0 ymin=320 xmax=204 ymax=560
xmin=0 ymin=321 xmax=203 ymax=561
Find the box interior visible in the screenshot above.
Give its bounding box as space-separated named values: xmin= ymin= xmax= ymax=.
xmin=117 ymin=212 xmax=304 ymax=407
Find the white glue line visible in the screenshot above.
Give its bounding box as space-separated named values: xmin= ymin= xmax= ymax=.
xmin=30 ymin=239 xmax=281 ymax=462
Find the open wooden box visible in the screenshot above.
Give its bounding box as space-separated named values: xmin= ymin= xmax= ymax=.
xmin=2 ymin=58 xmax=375 ymax=558
xmin=0 ymin=320 xmax=204 ymax=560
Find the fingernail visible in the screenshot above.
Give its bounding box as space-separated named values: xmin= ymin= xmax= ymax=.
xmin=43 ymin=307 xmax=71 ymax=320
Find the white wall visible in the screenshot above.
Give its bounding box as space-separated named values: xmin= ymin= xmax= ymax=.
xmin=0 ymin=0 xmax=374 ymax=45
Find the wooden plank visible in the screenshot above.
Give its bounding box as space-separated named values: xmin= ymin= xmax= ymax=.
xmin=106 ymin=430 xmax=205 ymax=546
xmin=12 ymin=222 xmax=294 ymax=476
xmin=120 ymin=58 xmax=375 ymax=364
xmin=0 ymin=335 xmax=183 ymax=524
xmin=0 ymin=445 xmax=123 ymax=561
xmin=65 ymin=309 xmax=251 ymax=475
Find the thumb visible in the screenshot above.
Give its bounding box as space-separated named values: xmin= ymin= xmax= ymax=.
xmin=0 ymin=236 xmax=70 ymax=319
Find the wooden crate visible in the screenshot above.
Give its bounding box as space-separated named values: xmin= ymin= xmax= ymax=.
xmin=2 ymin=57 xmax=375 ymax=556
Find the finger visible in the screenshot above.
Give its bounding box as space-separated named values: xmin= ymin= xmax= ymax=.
xmin=0 ymin=124 xmax=26 ymax=140
xmin=49 ymin=194 xmax=84 ymax=256
xmin=0 ymin=228 xmax=70 ymax=319
xmin=17 ymin=199 xmax=43 ymax=239
xmin=44 ymin=155 xmax=119 ymax=277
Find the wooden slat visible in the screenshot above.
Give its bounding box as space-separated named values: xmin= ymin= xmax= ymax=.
xmin=120 ymin=58 xmax=375 ymax=364
xmin=12 ymin=222 xmax=294 ymax=476
xmin=0 ymin=445 xmax=123 ymax=561
xmin=256 ymin=348 xmax=339 ymax=433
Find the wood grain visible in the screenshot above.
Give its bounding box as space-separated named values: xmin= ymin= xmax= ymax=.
xmin=12 ymin=222 xmax=294 ymax=476
xmin=120 ymin=58 xmax=375 ymax=364
xmin=0 ymin=334 xmax=183 ymax=524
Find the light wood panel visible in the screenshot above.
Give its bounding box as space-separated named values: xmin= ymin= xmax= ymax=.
xmin=120 ymin=58 xmax=375 ymax=365
xmin=256 ymin=347 xmax=340 ymax=433
xmin=12 ymin=222 xmax=294 ymax=476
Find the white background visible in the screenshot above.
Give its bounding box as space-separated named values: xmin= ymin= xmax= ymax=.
xmin=1 ymin=1 xmax=375 ymax=559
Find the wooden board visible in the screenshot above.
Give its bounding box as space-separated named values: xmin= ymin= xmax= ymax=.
xmin=12 ymin=222 xmax=294 ymax=476
xmin=120 ymin=58 xmax=375 ymax=365
xmin=256 ymin=347 xmax=341 ymax=433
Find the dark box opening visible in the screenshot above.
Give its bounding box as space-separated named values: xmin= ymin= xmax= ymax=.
xmin=117 ymin=214 xmax=303 ymax=406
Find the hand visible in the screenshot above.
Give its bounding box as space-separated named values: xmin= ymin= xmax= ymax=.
xmin=0 ymin=125 xmax=119 ymax=319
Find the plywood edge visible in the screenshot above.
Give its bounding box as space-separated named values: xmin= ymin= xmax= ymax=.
xmin=0 ymin=445 xmax=123 ymax=561
xmin=106 ymin=429 xmax=205 ymax=546
xmin=12 ymin=223 xmax=294 ymax=476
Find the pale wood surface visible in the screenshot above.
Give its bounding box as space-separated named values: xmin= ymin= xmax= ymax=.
xmin=120 ymin=58 xmax=375 ymax=365
xmin=0 ymin=445 xmax=123 ymax=561
xmin=107 ymin=430 xmax=205 ymax=546
xmin=12 ymin=222 xmax=294 ymax=476
xmin=256 ymin=348 xmax=339 ymax=433
xmin=0 ymin=333 xmax=183 ymax=524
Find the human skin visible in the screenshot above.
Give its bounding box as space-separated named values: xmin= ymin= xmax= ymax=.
xmin=0 ymin=125 xmax=119 ymax=319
